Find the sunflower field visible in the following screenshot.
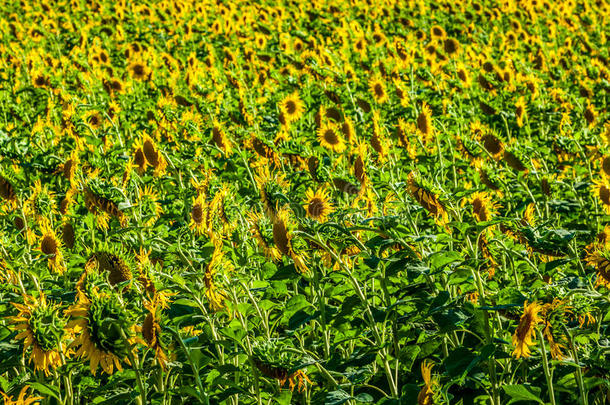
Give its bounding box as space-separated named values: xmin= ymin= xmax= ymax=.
xmin=0 ymin=0 xmax=609 ymax=404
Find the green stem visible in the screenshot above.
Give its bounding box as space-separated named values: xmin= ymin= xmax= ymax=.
xmin=536 ymin=328 xmax=556 ymax=405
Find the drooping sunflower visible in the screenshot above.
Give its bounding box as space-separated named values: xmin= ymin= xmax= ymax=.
xmin=25 ymin=180 xmax=57 ymax=225
xmin=66 ymin=290 xmax=139 ymax=375
xmin=406 ymin=172 xmax=449 ymax=227
xmin=273 ymin=209 xmax=308 ymax=273
xmin=592 ymin=178 xmax=610 ymax=214
xmin=585 ymin=249 xmax=610 ymax=288
xmin=140 ymin=134 xmax=167 ymax=176
xmin=417 ymin=360 xmax=437 ymax=405
xmin=142 ymin=298 xmax=168 ymax=369
xmin=9 ymin=294 xmax=66 ymax=375
xmin=0 ymin=173 xmax=18 ymax=208
xmin=252 ymin=342 xmax=312 ymax=393
xmin=279 ymin=92 xmax=305 ymax=124
xmin=515 ymin=96 xmax=527 ymax=127
xmin=468 ymin=191 xmax=500 ymax=222
xmin=318 ymin=122 xmax=346 ymax=153
xmin=416 ymin=102 xmax=434 ymax=141
xmin=203 ymin=246 xmax=231 ymax=312
xmin=86 ymin=250 xmax=133 ymax=287
xmin=84 ymin=186 xmax=128 ymax=229
xmin=512 ymin=301 xmax=543 ymax=359
xmin=211 ymin=122 xmax=232 ymax=155
xmin=303 ymin=188 xmax=334 ymax=222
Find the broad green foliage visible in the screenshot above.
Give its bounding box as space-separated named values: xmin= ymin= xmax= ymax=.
xmin=0 ymin=0 xmax=609 ymax=404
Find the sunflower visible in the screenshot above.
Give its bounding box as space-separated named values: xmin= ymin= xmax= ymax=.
xmin=1 ymin=386 xmax=43 ymax=405
xmin=37 ymin=219 xmax=66 ymax=274
xmin=25 ymin=180 xmax=57 ymax=225
xmin=247 ymin=211 xmax=281 ymax=261
xmin=86 ymin=251 xmax=133 ymax=287
xmin=85 ymin=110 xmax=104 ymax=131
xmin=142 ymin=298 xmax=168 ymax=369
xmin=279 ymin=92 xmax=305 ymax=124
xmin=0 ymin=174 xmax=18 ymax=208
xmin=211 ymin=122 xmax=232 ymax=154
xmin=66 ymin=290 xmax=138 ymax=375
xmin=273 ymin=209 xmax=308 ymax=273
xmin=140 ymin=134 xmax=167 ymax=175
xmin=406 ymin=172 xmax=449 ymax=227
xmin=369 ymin=75 xmax=388 ymax=104
xmin=138 ymin=185 xmax=163 ymax=226
xmin=318 ymin=123 xmax=346 ymax=153
xmin=417 ymin=360 xmax=437 ymax=405
xmin=189 ymin=192 xmax=208 ymax=235
xmin=592 ymin=178 xmax=610 ymax=214
xmin=512 ymin=301 xmax=543 ymax=359
xmin=204 ymin=246 xmax=230 ymax=311
xmin=127 ymin=60 xmax=150 ymax=80
xmin=254 ymin=167 xmax=289 ymax=221
xmin=416 ymin=102 xmax=434 ymax=141
xmin=84 ymin=187 xmax=128 ymax=229
xmin=304 ymin=188 xmax=334 ymax=222
xmin=468 ymin=191 xmax=499 ymax=222
xmin=9 ymin=294 xmax=66 ymax=375
xmin=515 ymin=96 xmax=527 ymax=127
xmin=336 ymin=118 xmax=354 ymax=147
xmin=585 ymin=249 xmax=610 ymax=288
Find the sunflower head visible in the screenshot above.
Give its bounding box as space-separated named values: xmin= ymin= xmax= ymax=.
xmin=10 ymin=294 xmax=66 ymax=375
xmin=512 ymin=301 xmax=543 ymax=359
xmin=279 ymin=92 xmax=305 ymax=123
xmin=304 ymin=188 xmax=334 ymax=222
xmin=318 ymin=122 xmax=346 ymax=153
xmin=87 ymin=250 xmax=133 ymax=287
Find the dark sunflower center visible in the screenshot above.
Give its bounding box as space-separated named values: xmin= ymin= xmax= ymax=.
xmin=308 ymin=198 xmax=325 ymax=217
xmin=41 ymin=235 xmax=58 ymax=255
xmin=374 ymin=83 xmax=384 ymax=97
xmin=285 ymin=100 xmax=297 ymax=115
xmin=192 ymin=202 xmax=203 ymax=224
xmin=516 ymin=313 xmax=532 ymax=341
xmin=324 ymin=129 xmax=339 ymax=145
xmin=133 ymin=64 xmax=145 ymax=76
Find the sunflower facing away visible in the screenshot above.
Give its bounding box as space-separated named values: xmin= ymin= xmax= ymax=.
xmin=9 ymin=294 xmax=66 ymax=375
xmin=66 ymin=290 xmax=139 ymax=375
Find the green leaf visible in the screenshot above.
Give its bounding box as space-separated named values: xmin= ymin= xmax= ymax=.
xmin=503 ymin=384 xmax=544 ymax=404
xmin=28 ymin=382 xmax=60 ymax=401
xmin=325 ymin=389 xmax=353 ymax=405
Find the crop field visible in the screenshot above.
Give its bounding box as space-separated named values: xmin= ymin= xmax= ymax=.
xmin=0 ymin=0 xmax=609 ymax=404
